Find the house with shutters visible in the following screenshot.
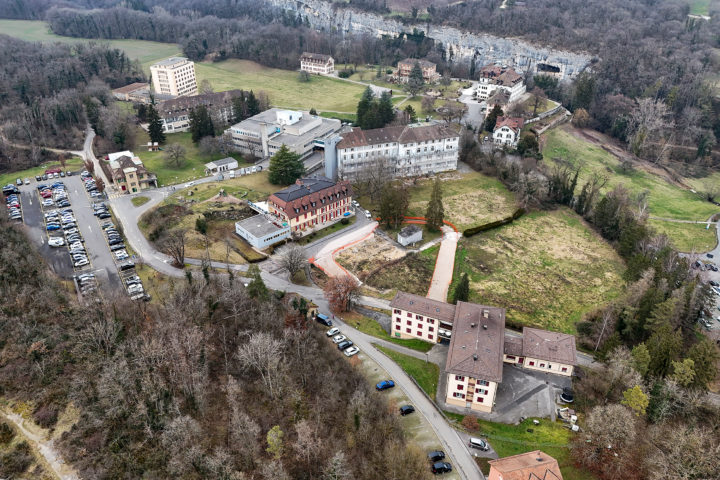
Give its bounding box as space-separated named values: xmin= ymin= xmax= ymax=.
xmin=300 ymin=52 xmax=335 ymax=75
xmin=395 ymin=58 xmax=440 ymax=83
xmin=267 ymin=176 xmax=353 ymax=236
xmin=493 ymin=116 xmax=525 ymax=148
xmin=503 ymin=327 xmax=576 ymax=377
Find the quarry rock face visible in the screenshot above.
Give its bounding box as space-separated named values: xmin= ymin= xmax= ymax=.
xmin=264 ymin=0 xmax=592 ymax=78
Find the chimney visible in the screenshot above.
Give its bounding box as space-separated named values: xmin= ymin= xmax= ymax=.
xmin=483 ymin=324 xmax=488 ymax=330
xmin=471 ymin=323 xmax=476 ymax=328
xmin=473 ymin=354 xmax=478 ymax=361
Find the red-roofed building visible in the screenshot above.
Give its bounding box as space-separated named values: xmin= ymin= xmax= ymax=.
xmin=474 ymin=64 xmax=526 ymax=102
xmin=493 ymin=116 xmax=525 ymax=148
xmin=488 ymin=450 xmax=564 ymax=480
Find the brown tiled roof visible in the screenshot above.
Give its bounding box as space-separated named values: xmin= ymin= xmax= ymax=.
xmin=111 ymin=155 xmax=148 ymax=180
xmin=503 ymin=335 xmax=523 ymax=357
xmin=398 ymin=58 xmax=436 ymax=69
xmin=112 ymin=82 xmax=148 ymax=94
xmin=494 ymin=116 xmax=524 ymax=132
xmin=336 ymin=124 xmax=458 ymax=150
xmin=158 ymin=90 xmax=244 ymax=116
xmin=268 ymin=177 xmax=352 ymax=221
xmin=522 ymin=327 xmax=576 ymax=365
xmin=300 ymin=52 xmax=333 ymax=62
xmin=488 ymin=451 xmax=563 ymax=480
xmin=445 ymin=302 xmax=506 ymax=383
xmin=496 ymin=69 xmax=522 ymax=86
xmin=389 ymin=291 xmax=456 ymax=324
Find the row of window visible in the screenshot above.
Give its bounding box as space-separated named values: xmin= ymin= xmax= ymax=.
xmin=453 ymin=375 xmax=489 ymax=386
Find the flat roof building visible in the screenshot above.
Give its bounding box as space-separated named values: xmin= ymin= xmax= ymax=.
xmin=205 ymin=157 xmax=239 ymax=174
xmin=150 ymin=57 xmax=197 ymax=97
xmin=235 ymin=214 xmax=291 ymax=249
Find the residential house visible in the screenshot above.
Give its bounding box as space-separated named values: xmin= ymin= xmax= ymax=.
xmin=226 ymin=108 xmax=341 ymax=160
xmin=503 ymin=327 xmax=576 ymax=377
xmin=334 ymin=123 xmax=459 ymax=180
xmin=487 ymin=450 xmax=564 ymax=480
xmin=267 ymin=176 xmax=353 ymax=236
xmin=474 ymin=65 xmax=526 ymax=102
xmin=390 ymin=291 xmax=456 ymax=344
xmin=300 ymin=52 xmax=335 ymax=75
xmin=395 ymin=58 xmax=440 ymax=83
xmin=204 ymin=157 xmax=239 ymax=174
xmin=150 ymin=57 xmax=197 ymax=97
xmin=158 ymin=90 xmax=244 ymax=133
xmin=105 ymin=151 xmax=157 ymax=193
xmin=493 ymin=116 xmax=524 ymax=148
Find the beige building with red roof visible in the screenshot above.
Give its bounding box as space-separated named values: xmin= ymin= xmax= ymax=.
xmin=267 ymin=177 xmax=353 ymax=236
xmin=487 ymin=450 xmax=563 ymax=480
xmin=300 ymin=52 xmax=335 ymax=75
xmin=503 ymin=327 xmax=577 ymax=377
xmin=395 ymin=58 xmax=440 ymax=83
xmin=390 ymin=292 xmax=456 ymax=343
xmin=493 ymin=116 xmax=525 ymax=148
xmin=475 ymin=64 xmax=526 ymax=102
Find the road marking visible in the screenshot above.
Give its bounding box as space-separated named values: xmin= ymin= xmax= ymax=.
xmin=87 ymin=225 xmax=92 ymax=233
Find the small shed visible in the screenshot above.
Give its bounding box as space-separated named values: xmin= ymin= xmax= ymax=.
xmin=398 ymin=224 xmax=423 ymax=246
xmin=205 ymin=157 xmax=239 ymax=174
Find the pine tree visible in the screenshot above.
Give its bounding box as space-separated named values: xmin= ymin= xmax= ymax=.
xmin=452 ymin=273 xmax=469 ymax=304
xmin=403 ymin=105 xmax=417 ymax=124
xmin=356 ymin=87 xmax=375 ymax=129
xmin=425 ymin=176 xmax=444 ymax=231
xmin=268 ymin=144 xmax=305 ymax=185
xmin=379 ymin=184 xmax=409 ymax=229
xmin=378 ymin=91 xmax=394 ymax=125
xmin=147 ymin=102 xmax=166 ymax=144
xmin=484 ymin=104 xmax=503 ymax=132
xmin=246 ymin=90 xmax=260 ymax=116
xmin=232 ymin=94 xmax=247 ymax=123
xmin=246 ymin=264 xmax=268 ymax=300
xmin=189 ymin=105 xmax=215 ymax=143
xmin=405 ymin=61 xmax=425 ymax=97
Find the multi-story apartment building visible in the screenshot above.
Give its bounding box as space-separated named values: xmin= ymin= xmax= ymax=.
xmin=395 ymin=58 xmax=440 ymax=83
xmin=105 ymin=151 xmax=157 ymax=194
xmin=267 ymin=177 xmax=353 ymax=236
xmin=474 ymin=65 xmax=526 ymax=103
xmin=493 ymin=116 xmax=524 ymax=148
xmin=227 ymin=109 xmax=341 ymax=160
xmin=503 ymin=327 xmax=576 ymax=377
xmin=150 ymin=57 xmax=197 ymax=97
xmin=335 ymin=124 xmax=459 ymax=180
xmin=158 ymin=90 xmax=244 ymax=133
xmin=300 ymin=52 xmax=335 ymax=75
xmin=390 ymin=292 xmax=456 ymax=344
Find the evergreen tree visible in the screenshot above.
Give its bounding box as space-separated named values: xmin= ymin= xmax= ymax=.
xmin=189 ymin=105 xmax=215 ymax=143
xmin=356 ymin=87 xmax=375 ymax=129
xmin=146 ymin=102 xmax=166 ymax=144
xmin=309 ymin=107 xmax=317 ymax=115
xmin=646 ymin=322 xmax=681 ymax=377
xmin=232 ymin=94 xmax=247 ymax=123
xmin=452 ymin=273 xmax=469 ymax=304
xmin=268 ymin=144 xmax=305 ymax=185
xmin=378 ymin=183 xmax=409 ymax=229
xmin=246 ymin=264 xmax=268 ymax=300
xmin=425 ymin=176 xmax=444 ymax=231
xmin=378 ymin=91 xmax=394 ymax=125
xmin=484 ymin=104 xmax=503 ymax=132
xmin=405 ymin=61 xmax=425 ymax=97
xmin=246 ymin=90 xmax=260 ymax=116
xmin=403 ymin=105 xmax=417 ymax=124
xmin=687 ymin=338 xmax=720 ymax=389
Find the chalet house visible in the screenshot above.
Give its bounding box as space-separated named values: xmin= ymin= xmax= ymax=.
xmin=158 ymin=90 xmax=244 ymax=133
xmin=475 ymin=65 xmax=527 ymax=102
xmin=493 ymin=116 xmax=525 ymax=148
xmin=105 ymin=151 xmax=157 ymax=194
xmin=267 ymin=177 xmax=353 ymax=236
xmin=488 ymin=450 xmax=564 ymax=480
xmin=300 ymin=52 xmax=335 ymax=75
xmin=503 ymin=327 xmax=577 ymax=376
xmin=395 ymin=58 xmax=440 ymax=83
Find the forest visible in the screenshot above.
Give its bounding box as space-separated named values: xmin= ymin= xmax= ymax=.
xmin=0 ymin=213 xmax=433 ymax=480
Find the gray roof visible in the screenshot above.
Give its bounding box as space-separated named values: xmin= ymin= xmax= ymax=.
xmin=152 ymin=57 xmax=190 ymax=67
xmin=236 ymin=215 xmax=286 ymax=238
xmin=210 ymin=157 xmax=238 ymax=167
xmin=272 ymin=177 xmax=336 ymax=202
xmin=389 ymin=291 xmax=457 ymax=324
xmin=522 ymin=327 xmax=576 ymax=365
xmin=399 ymin=225 xmax=421 ymax=238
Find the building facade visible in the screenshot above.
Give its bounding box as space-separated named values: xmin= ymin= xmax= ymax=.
xmin=389 ymin=292 xmax=456 ymax=344
xmin=335 ymin=124 xmax=459 ymax=180
xmin=204 ymin=157 xmax=239 ymax=174
xmin=395 ymin=58 xmax=439 ymax=83
xmin=235 ymin=214 xmax=291 ymax=249
xmin=158 ymin=90 xmax=244 ymax=133
xmin=493 ymin=116 xmax=524 ymax=148
xmin=227 ymin=108 xmax=341 ymax=160
xmin=112 ymin=83 xmax=150 ymax=102
xmin=150 ymin=57 xmax=197 ymax=97
xmin=300 ymin=52 xmax=335 ymax=74
xmin=105 ymin=151 xmax=157 ymax=194
xmin=397 ymin=225 xmax=423 ymax=246
xmin=503 ymin=327 xmax=576 ymax=377
xmin=267 ymin=177 xmax=353 ymax=236
xmin=474 ymin=65 xmax=526 ymax=103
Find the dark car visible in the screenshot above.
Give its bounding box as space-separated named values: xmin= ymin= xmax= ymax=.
xmin=560 ymin=387 xmax=574 ymax=403
xmin=427 ymin=451 xmax=445 ymax=462
xmin=710 ymin=280 xmax=719 ymax=287
xmin=337 ymin=340 xmax=354 ymax=351
xmin=711 ymin=265 xmax=719 ymax=272
xmin=315 ymin=313 xmax=332 ymax=326
xmin=707 ymin=253 xmax=714 ymax=259
xmin=399 ymin=405 xmax=415 ymax=416
xmin=376 ymin=380 xmax=395 ymax=391
xmin=431 ymin=462 xmax=452 ymax=474
xmin=35 ymin=175 xmax=42 ymax=182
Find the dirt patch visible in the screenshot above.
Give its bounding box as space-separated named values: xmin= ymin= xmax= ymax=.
xmin=201 ymin=193 xmax=245 ymax=205
xmin=336 ymin=236 xmax=405 ymax=278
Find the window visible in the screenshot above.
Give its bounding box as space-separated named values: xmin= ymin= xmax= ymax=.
xmin=417 ymin=331 xmax=422 ymax=337
xmin=406 ymin=328 xmax=411 ymax=333
xmin=506 ymin=355 xmax=516 ymax=360
xmin=561 ymin=367 xmax=568 ymax=372
xmin=528 ymin=361 xmax=535 ymax=366
xmin=428 ymin=326 xmax=434 ymax=332
xmin=547 ymin=364 xmax=552 ymax=369
xmin=540 ymin=363 xmax=545 ymax=368
xmin=406 ymin=320 xmax=412 ymax=326
xmin=479 ymin=380 xmax=489 ymax=386
xmin=476 ymin=397 xmax=484 ymax=403
xmin=395 ymin=325 xmax=400 ymax=330
xmin=428 ymin=334 xmax=433 ymax=340
xmin=395 ymin=316 xmax=401 ymax=323
xmin=455 ymin=375 xmax=464 ymax=381
xmin=416 ymin=315 xmax=423 ymax=320
xmin=452 ymin=392 xmax=464 ymax=399
xmin=428 ymin=319 xmax=435 ymax=325
xmin=417 ymin=324 xmax=423 ymax=330
xmin=457 ymin=385 xmax=464 ymax=390
xmin=407 ymin=312 xmax=412 ymax=317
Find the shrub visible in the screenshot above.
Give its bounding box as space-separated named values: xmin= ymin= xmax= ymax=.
xmin=461 ymin=415 xmax=480 ymax=432
xmin=341 ymin=218 xmax=349 ymax=225
xmin=463 ymin=208 xmax=525 ymax=237
xmin=0 ymin=422 xmax=15 ymax=445
xmin=0 ymin=441 xmax=32 ymax=477
xmin=33 ymin=404 xmax=59 ymax=428
xmin=338 ymin=70 xmax=353 ymax=78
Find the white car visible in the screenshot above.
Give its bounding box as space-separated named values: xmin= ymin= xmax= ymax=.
xmin=24 ymin=178 xmax=30 ymax=185
xmin=364 ymin=210 xmax=372 ymax=219
xmin=186 ymin=181 xmax=196 ymax=187
xmin=326 ymin=327 xmax=340 ymax=337
xmin=352 ymin=200 xmax=360 ymax=208
xmin=343 ymin=346 xmax=360 ymax=357
xmin=48 ymin=237 xmax=64 ymax=247
xmin=332 ymin=334 xmax=347 ymax=344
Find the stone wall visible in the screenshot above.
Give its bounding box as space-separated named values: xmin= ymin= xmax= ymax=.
xmin=263 ymin=0 xmax=592 ymax=79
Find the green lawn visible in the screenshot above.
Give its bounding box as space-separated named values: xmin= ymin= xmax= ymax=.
xmin=0 ymin=157 xmax=84 ymax=187
xmin=376 ymin=345 xmax=439 ymax=399
xmin=297 ymin=216 xmax=356 ymax=245
xmin=0 ymin=20 xmax=181 ymax=69
xmin=689 ymin=0 xmax=711 ymax=15
xmin=319 ymin=111 xmax=357 ymax=123
xmin=195 ymin=60 xmax=367 ymax=112
xmin=131 ymin=196 xmax=150 ymax=207
xmin=451 ymin=209 xmax=626 ymax=333
xmin=543 ymin=126 xmax=719 ymax=222
xmin=446 ymin=415 xmax=596 ymax=480
xmin=341 ymin=311 xmax=435 ymax=353
xmin=648 ymin=219 xmax=717 ymax=253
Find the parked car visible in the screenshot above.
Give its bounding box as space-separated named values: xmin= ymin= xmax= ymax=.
xmin=24 ymin=178 xmax=30 ymax=185
xmin=427 ymin=451 xmax=445 ymax=463
xmin=337 ymin=340 xmax=354 ymax=351
xmin=35 ymin=175 xmax=42 ymax=182
xmin=469 ymin=437 xmax=490 ymax=451
xmin=15 ymin=178 xmax=22 ymax=186
xmin=326 ymin=327 xmax=340 ymax=337
xmin=375 ymin=380 xmax=395 ymax=391
xmin=364 ymin=210 xmax=372 ymax=219
xmin=343 ymin=346 xmax=359 ymax=357
xmin=399 ymin=405 xmax=415 ymax=416
xmin=560 ymin=387 xmax=574 ymax=403
xmin=315 ymin=313 xmax=332 ymax=326
xmin=431 ymin=462 xmax=452 ymax=474
xmin=332 ymin=334 xmax=347 ymax=344
xmin=710 ymin=280 xmax=719 ymax=287
xmin=708 ymin=253 xmax=714 ymax=259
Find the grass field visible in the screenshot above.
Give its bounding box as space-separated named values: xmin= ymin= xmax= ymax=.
xmin=0 ymin=157 xmax=84 ymax=187
xmin=689 ymin=0 xmax=711 ymax=15
xmin=376 ymin=345 xmax=439 ymax=399
xmin=648 ymin=219 xmax=717 ymax=253
xmin=451 ymin=208 xmax=625 ymax=333
xmin=340 ymin=311 xmax=435 ymax=352
xmin=364 ymin=245 xmax=439 ymax=296
xmin=543 ymin=127 xmax=719 ymax=222
xmin=195 ymin=60 xmax=367 ymax=112
xmin=0 ymin=20 xmax=181 ymax=69
xmin=131 ymin=196 xmax=150 ymax=207
xmin=445 ymin=415 xmax=596 ymax=480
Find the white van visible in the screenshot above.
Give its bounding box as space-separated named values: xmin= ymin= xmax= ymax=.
xmin=251 ymin=166 xmax=257 ymax=173
xmin=469 ymin=437 xmax=489 ymax=451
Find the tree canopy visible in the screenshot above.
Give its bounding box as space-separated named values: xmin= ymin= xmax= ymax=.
xmin=268 ymin=145 xmax=305 ymax=185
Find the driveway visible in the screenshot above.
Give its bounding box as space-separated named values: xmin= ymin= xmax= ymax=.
xmin=426 ymin=225 xmax=460 ymax=301
xmin=310 ymin=220 xmax=379 ymax=280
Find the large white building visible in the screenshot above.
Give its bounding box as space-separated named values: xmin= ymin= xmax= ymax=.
xmin=470 ymin=65 xmax=526 ymax=103
xmin=300 ymin=52 xmax=335 ymax=75
xmin=226 ymin=108 xmax=341 ymax=160
xmin=150 ymin=57 xmax=197 ymax=97
xmin=158 ymin=90 xmax=244 ymax=133
xmin=335 ymin=123 xmax=459 ymax=180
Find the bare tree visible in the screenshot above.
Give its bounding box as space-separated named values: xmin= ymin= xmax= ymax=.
xmin=439 ymin=100 xmax=467 ymax=123
xmin=160 ymin=415 xmax=205 ymax=477
xmin=96 ymin=177 xmax=105 ymax=194
xmin=421 ymin=96 xmax=435 ymax=114
xmin=261 ymin=460 xmax=290 ymax=480
xmin=199 ymin=79 xmax=214 ymax=94
xmin=161 ymin=229 xmax=186 ymax=267
xmin=235 ymin=332 xmax=285 ymax=399
xmin=628 ymin=98 xmax=673 ymax=161
xmin=164 ymin=143 xmax=187 ymax=168
xmin=323 ymin=451 xmax=353 ymax=480
xmin=530 ymin=86 xmax=547 ymax=116
xmin=279 ymin=245 xmax=307 ymax=279
xmin=324 ymin=275 xmax=360 ymax=313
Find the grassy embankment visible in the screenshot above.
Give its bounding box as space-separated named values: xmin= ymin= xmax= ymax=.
xmin=376 ymin=346 xmax=439 ymax=398
xmin=340 ymin=311 xmax=435 ymax=353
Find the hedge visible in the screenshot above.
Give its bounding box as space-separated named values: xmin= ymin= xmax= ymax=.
xmin=463 ymin=208 xmax=526 ymax=237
